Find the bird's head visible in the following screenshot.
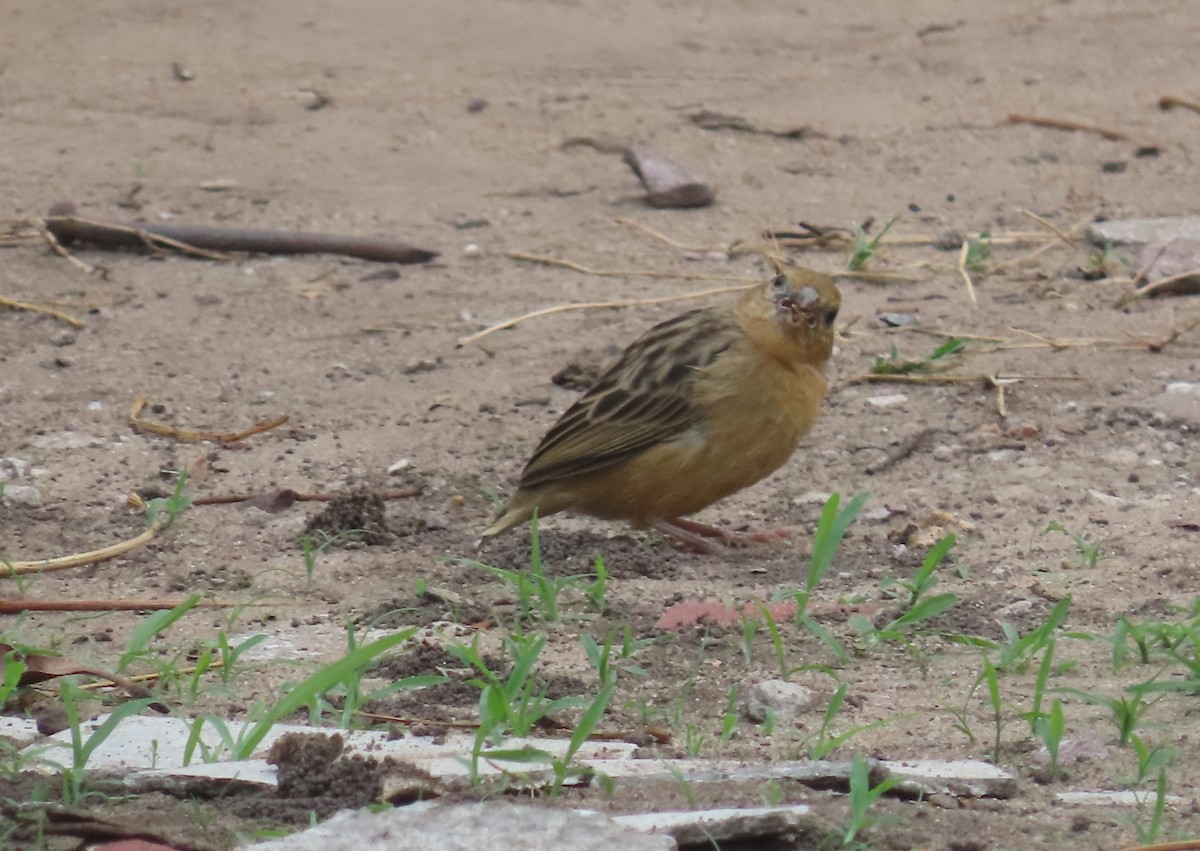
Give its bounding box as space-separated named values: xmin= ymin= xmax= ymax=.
xmin=739 ymin=265 xmax=841 ymax=366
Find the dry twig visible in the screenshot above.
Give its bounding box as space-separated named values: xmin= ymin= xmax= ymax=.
xmin=508 ymin=251 xmax=755 ymax=283
xmin=0 ymin=515 xmax=171 ymax=577
xmin=130 ymin=397 xmax=289 ymax=443
xmin=1007 ymin=112 xmax=1133 ymax=142
xmin=1117 ymin=267 xmax=1200 ymax=306
xmin=458 ymin=285 xmax=755 ymax=347
xmin=1158 ymin=94 xmax=1200 ymax=114
xmin=0 ymin=598 xmax=245 ymax=613
xmin=957 ymin=240 xmax=978 ymax=305
xmin=0 ymin=294 xmax=86 ymax=328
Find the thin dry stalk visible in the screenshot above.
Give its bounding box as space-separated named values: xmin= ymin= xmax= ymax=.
xmin=614 ymin=218 xmax=714 ymax=253
xmin=833 ymin=270 xmax=925 ymax=284
xmin=1117 ymin=267 xmax=1200 ymax=306
xmin=1159 ymin=94 xmax=1200 ymax=114
xmin=845 ymin=372 xmax=1078 ymax=386
xmin=130 ymin=397 xmax=289 ymax=443
xmin=0 ymin=295 xmax=86 ymax=328
xmin=508 ymin=251 xmax=756 ymax=283
xmin=1018 ymin=209 xmax=1079 ymax=247
xmin=457 ymin=284 xmax=756 ymax=347
xmin=1007 ymin=112 xmax=1134 ymax=142
xmin=29 ymin=217 xmax=98 ymax=274
xmin=1 ymin=516 xmax=170 ymax=577
xmin=0 ymin=598 xmax=245 ymax=613
xmin=988 ymin=239 xmax=1061 ymax=274
xmin=77 ymin=659 xmax=226 ymax=692
xmin=957 ymin=241 xmax=978 ymax=305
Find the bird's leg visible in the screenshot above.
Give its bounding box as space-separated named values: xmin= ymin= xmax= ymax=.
xmin=652 ymin=517 xmax=790 ymax=552
xmin=650 ymin=519 xmax=724 ymax=553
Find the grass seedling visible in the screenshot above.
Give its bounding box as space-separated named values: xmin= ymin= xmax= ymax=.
xmin=316 ymin=619 xmax=446 ymax=728
xmin=1130 ymin=734 xmax=1177 ymax=785
xmin=583 ymin=554 xmax=608 ymax=611
xmin=1058 ymin=680 xmax=1159 ymax=746
xmin=1080 ymin=239 xmax=1127 ymax=280
xmin=144 ymin=473 xmax=194 ymax=530
xmin=1033 ymin=698 xmax=1066 ymax=779
xmin=846 ymin=216 xmax=898 ymax=271
xmin=786 ymin=491 xmax=869 ymax=663
xmin=851 ymin=534 xmax=958 ymax=652
xmin=449 ymin=632 xmax=586 ymax=741
xmin=579 ymin=628 xmax=653 ymax=682
xmin=738 ymin=609 xmax=763 ymax=667
xmin=1042 ymin=522 xmax=1104 ymax=568
xmin=458 ymin=512 xmax=593 ymax=624
xmin=994 ymin=597 xmax=1072 ymax=674
xmin=719 ymin=686 xmax=739 ymax=744
xmin=841 ymin=754 xmax=901 ymax=845
xmin=806 ymin=683 xmax=887 ymax=760
xmin=1021 ymin=636 xmax=1058 ymax=739
xmin=117 ymin=595 xmax=200 ymax=674
xmin=979 ymin=655 xmax=1005 ymax=763
xmin=186 ymin=627 xmax=421 ymax=764
xmin=1132 ymin=769 xmax=1168 ymax=844
xmin=963 ymin=230 xmax=992 ymax=273
xmin=56 ymin=680 xmax=154 ymax=804
xmin=299 ymin=528 xmax=366 ymax=584
xmin=871 ymin=338 xmax=965 ymax=376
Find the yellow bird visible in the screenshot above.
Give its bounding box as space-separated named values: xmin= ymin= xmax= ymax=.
xmin=483 ymin=264 xmax=841 ymax=550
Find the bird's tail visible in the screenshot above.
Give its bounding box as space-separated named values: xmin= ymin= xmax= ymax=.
xmin=480 ymin=494 xmax=534 ymax=538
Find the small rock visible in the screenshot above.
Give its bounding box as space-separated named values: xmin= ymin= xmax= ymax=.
xmin=867 ymin=394 xmax=908 ymax=408
xmin=1086 ymin=489 xmax=1126 ymax=507
xmin=1056 ymin=790 xmax=1188 ymax=808
xmin=198 ymin=178 xmax=240 ymax=192
xmin=465 ymin=97 xmax=489 ymax=113
xmin=1086 ymin=217 xmax=1200 ymax=246
xmin=1 ymin=484 xmax=41 ymax=507
xmin=877 ymin=312 xmax=917 ymax=327
xmin=387 ymin=459 xmax=413 ymax=475
xmin=1166 ymin=381 xmax=1199 ymax=396
xmin=0 ymin=457 xmax=32 ymax=481
xmin=463 ymin=243 xmax=482 ymax=258
xmin=238 ymin=800 xmax=674 ymax=851
xmin=742 ymin=679 xmax=819 ymax=723
xmin=403 ymin=358 xmax=441 ymax=375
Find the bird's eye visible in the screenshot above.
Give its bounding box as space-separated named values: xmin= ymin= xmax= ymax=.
xmin=824 ymin=308 xmax=839 ymax=326
xmin=771 ymin=274 xmax=788 ymax=291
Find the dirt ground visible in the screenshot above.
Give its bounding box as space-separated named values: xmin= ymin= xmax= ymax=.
xmin=3 ymin=0 xmax=1200 ymax=848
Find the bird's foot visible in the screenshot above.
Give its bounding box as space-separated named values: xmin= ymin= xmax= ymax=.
xmin=652 ymin=518 xmax=790 ymax=553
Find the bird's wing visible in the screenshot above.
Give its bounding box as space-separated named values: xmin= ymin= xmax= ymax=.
xmin=518 ymin=308 xmax=740 ymax=487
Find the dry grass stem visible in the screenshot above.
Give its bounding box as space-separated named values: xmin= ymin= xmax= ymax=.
xmin=957 ymin=240 xmax=979 ymax=305
xmin=130 ymin=397 xmax=289 ymax=443
xmin=458 ymin=284 xmax=757 ymax=347
xmin=29 ymin=217 xmax=99 ymax=274
xmin=1159 ymin=94 xmax=1200 ymax=114
xmin=1117 ymin=267 xmax=1200 ymax=306
xmin=845 ymin=372 xmax=1079 ymax=385
xmin=1 ymin=516 xmax=171 ymax=577
xmin=1007 ymin=112 xmax=1134 ymax=142
xmin=1018 ymin=209 xmax=1079 ymax=246
xmin=832 ymin=270 xmax=925 ymax=284
xmin=614 ymin=218 xmax=716 ymax=253
xmin=508 ymin=251 xmax=756 ymax=283
xmin=0 ymin=294 xmax=86 ymax=328
xmin=0 ymin=598 xmax=246 ymax=613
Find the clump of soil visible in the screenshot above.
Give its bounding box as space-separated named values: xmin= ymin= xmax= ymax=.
xmin=304 ymin=489 xmax=392 ymax=545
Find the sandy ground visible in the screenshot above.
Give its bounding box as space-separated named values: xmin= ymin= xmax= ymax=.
xmin=3 ymin=0 xmax=1200 ymax=848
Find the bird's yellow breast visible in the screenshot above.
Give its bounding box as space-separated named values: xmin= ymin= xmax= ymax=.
xmin=560 ymin=340 xmax=826 ymax=523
